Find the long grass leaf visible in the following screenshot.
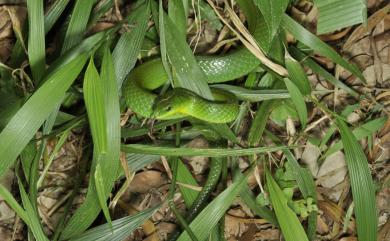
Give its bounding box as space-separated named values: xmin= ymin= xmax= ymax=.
xmin=253 ymin=0 xmax=289 ymax=39
xmin=281 ymin=14 xmax=364 ymax=81
xmin=17 ymin=179 xmax=49 ymax=241
xmin=284 ymin=78 xmax=307 ymax=128
xmin=266 ymin=169 xmax=309 ymax=241
xmin=314 ymin=0 xmax=367 ymax=34
xmin=70 ymin=206 xmax=160 ymax=241
xmin=84 ymin=57 xmax=107 ymax=154
xmin=285 ymin=53 xmax=311 ymax=95
xmin=248 ymin=100 xmax=275 ymax=146
xmin=163 ymin=10 xmax=213 ymax=99
xmin=289 ymin=46 xmax=359 ymax=97
xmin=0 ymin=184 xmax=29 ymax=225
xmin=101 ymin=46 xmax=121 ymax=189
xmin=0 ymin=55 xmax=88 ymax=178
xmin=211 ymin=84 xmax=290 ymax=101
xmin=44 ymin=0 xmax=71 ymax=34
xmin=113 ymin=0 xmax=150 ymax=88
xmin=61 ymin=0 xmax=94 ymax=54
xmin=177 ymin=173 xmax=247 ymax=241
xmin=121 ymin=144 xmax=291 ymax=157
xmin=323 ymin=117 xmax=386 ymax=158
xmin=177 ymin=159 xmax=199 ymax=207
xmin=27 ymin=0 xmax=45 ymax=84
xmin=335 ymin=118 xmax=377 ymax=241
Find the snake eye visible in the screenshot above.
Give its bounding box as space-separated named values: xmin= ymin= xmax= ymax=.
xmin=165 ymin=106 xmax=172 ymax=112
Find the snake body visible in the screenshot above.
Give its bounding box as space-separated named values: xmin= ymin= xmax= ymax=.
xmin=123 ymin=24 xmax=262 ymax=123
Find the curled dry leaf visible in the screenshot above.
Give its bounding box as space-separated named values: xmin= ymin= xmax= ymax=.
xmin=127 ymin=170 xmax=167 ymax=194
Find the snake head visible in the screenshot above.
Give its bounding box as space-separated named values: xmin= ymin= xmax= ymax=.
xmin=152 ymin=90 xmax=190 ymax=120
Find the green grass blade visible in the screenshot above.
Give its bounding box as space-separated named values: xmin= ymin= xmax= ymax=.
xmin=289 ymin=46 xmax=359 ymax=97
xmin=211 ymin=84 xmax=290 ymax=101
xmin=84 ymin=57 xmax=107 ymax=153
xmin=27 ymin=0 xmax=46 ymax=84
xmin=285 ymin=53 xmax=311 ymax=95
xmin=323 ymin=117 xmax=387 ymax=158
xmin=163 ymin=10 xmax=213 ymax=100
xmin=94 ymin=163 xmax=112 ymax=227
xmin=113 ymin=0 xmax=150 ymax=88
xmin=37 ymin=129 xmax=70 ymax=188
xmin=177 ymin=172 xmax=247 ymax=241
xmin=17 ymin=179 xmax=49 ymax=241
xmin=0 ymin=184 xmax=29 ymax=225
xmin=253 ymin=0 xmax=289 ymax=40
xmin=60 ymin=42 xmax=120 ymax=239
xmin=335 ymin=118 xmax=377 ymax=241
xmin=314 ymin=0 xmax=367 ymax=34
xmin=177 ymin=159 xmax=199 ymax=207
xmin=281 ymin=14 xmax=364 ymax=81
xmin=266 ymin=169 xmax=309 ymax=241
xmin=100 ymin=45 xmax=121 ymax=188
xmin=121 ymin=144 xmax=291 ymax=157
xmin=283 ymin=150 xmax=317 ymax=240
xmin=61 ymin=0 xmax=94 ymax=54
xmin=70 ymin=206 xmax=160 ymax=241
xmin=168 ymin=0 xmax=187 ymax=37
xmin=84 ymin=56 xmax=112 ymax=226
xmin=248 ymin=100 xmax=275 ymax=146
xmin=45 ymin=0 xmax=71 ymax=34
xmin=284 ymin=78 xmax=307 ymax=128
xmin=0 ymin=54 xmax=89 ymax=178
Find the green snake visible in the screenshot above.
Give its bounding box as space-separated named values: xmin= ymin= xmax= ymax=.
xmin=123 ymin=22 xmax=262 ymax=123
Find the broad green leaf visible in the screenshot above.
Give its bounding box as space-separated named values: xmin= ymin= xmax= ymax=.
xmin=83 ymin=58 xmax=110 ymax=224
xmin=177 ymin=159 xmax=199 ymax=207
xmin=100 ymin=46 xmax=121 ymax=189
xmin=121 ymin=144 xmax=291 ymax=157
xmin=211 ymin=84 xmax=290 ymax=102
xmin=284 ymin=78 xmax=308 ymax=128
xmin=113 ymin=0 xmax=150 ymax=88
xmin=314 ymin=0 xmax=367 ymax=34
xmin=63 ymin=48 xmax=121 ymax=237
xmin=281 ymin=14 xmax=364 ymax=81
xmin=163 ymin=10 xmax=213 ymax=99
xmin=27 ymin=0 xmax=45 ymax=84
xmin=95 ymin=163 xmax=112 ymax=227
xmin=266 ymin=169 xmax=309 ymax=241
xmin=323 ymin=117 xmax=387 ymax=158
xmin=253 ymin=0 xmax=289 ymax=40
xmin=84 ymin=57 xmax=107 ymax=153
xmin=0 ymin=46 xmax=93 ymax=177
xmin=45 ymin=0 xmax=71 ymax=34
xmin=197 ymin=0 xmax=222 ymax=30
xmin=177 ymin=172 xmax=247 ymax=241
xmin=61 ymin=0 xmax=94 ymax=54
xmin=168 ymin=0 xmax=187 ymax=37
xmin=285 ymin=53 xmax=311 ymax=95
xmin=336 ymin=118 xmax=377 ymax=241
xmin=70 ymin=206 xmax=160 ymax=241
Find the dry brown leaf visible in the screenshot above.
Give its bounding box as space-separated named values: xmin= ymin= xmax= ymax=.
xmin=127 ymin=170 xmax=167 ymax=194
xmin=344 ymin=4 xmax=390 ymax=49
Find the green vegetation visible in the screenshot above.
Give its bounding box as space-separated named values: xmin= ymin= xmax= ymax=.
xmin=0 ymin=0 xmax=383 ymax=241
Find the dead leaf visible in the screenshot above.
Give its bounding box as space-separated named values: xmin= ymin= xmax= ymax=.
xmin=127 ymin=171 xmax=167 ymax=194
